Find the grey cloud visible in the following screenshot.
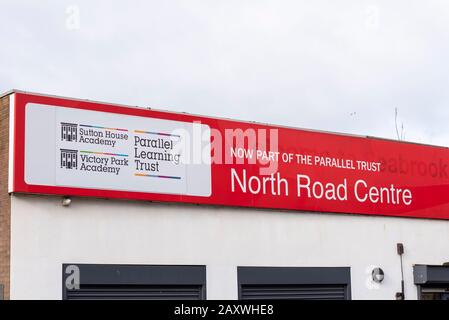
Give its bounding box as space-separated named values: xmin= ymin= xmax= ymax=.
xmin=1 ymin=0 xmax=449 ymax=146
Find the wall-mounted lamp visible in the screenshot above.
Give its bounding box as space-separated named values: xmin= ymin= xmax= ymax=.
xmin=62 ymin=196 xmax=72 ymax=207
xmin=372 ymin=267 xmax=385 ymax=283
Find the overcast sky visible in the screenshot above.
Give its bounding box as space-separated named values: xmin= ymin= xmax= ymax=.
xmin=1 ymin=1 xmax=449 ymax=146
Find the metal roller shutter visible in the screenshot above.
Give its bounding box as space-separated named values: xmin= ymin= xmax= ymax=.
xmin=238 ymin=267 xmax=351 ymax=300
xmin=62 ymin=264 xmax=206 ymax=300
xmin=241 ymin=284 xmax=347 ymax=300
xmin=66 ymin=284 xmax=204 ymax=300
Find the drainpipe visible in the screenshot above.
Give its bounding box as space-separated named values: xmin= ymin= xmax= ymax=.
xmin=395 ymin=243 xmax=405 ymax=300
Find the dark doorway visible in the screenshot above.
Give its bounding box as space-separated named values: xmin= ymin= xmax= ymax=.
xmin=414 ymin=265 xmax=449 ymax=300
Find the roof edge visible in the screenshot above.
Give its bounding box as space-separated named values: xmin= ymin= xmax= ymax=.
xmin=4 ymin=89 xmax=449 ymax=150
xmin=0 ymin=89 xmax=18 ymax=99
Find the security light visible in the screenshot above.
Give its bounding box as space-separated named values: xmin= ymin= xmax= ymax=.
xmin=62 ymin=197 xmax=72 ymax=207
xmin=372 ymin=268 xmax=384 ymax=283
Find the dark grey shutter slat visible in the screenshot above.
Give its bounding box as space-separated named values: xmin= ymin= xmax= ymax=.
xmin=241 ymin=285 xmax=347 ymax=300
xmin=66 ymin=285 xmax=203 ymax=300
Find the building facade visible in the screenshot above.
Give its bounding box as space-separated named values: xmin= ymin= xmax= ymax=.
xmin=1 ymin=90 xmax=449 ymax=300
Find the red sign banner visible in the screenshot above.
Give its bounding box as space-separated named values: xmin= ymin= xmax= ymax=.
xmin=9 ymin=91 xmax=449 ymax=220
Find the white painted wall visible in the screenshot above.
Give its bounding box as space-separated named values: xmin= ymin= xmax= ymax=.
xmin=10 ymin=194 xmax=449 ymax=300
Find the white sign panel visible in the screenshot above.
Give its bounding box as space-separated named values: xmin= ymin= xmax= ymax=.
xmin=25 ymin=103 xmax=211 ymax=197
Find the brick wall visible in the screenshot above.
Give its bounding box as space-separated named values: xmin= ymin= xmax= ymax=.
xmin=0 ymin=94 xmax=11 ymax=299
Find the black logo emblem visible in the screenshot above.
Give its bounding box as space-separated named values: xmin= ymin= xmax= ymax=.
xmin=60 ymin=149 xmax=78 ymax=169
xmin=61 ymin=122 xmax=78 ymax=142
